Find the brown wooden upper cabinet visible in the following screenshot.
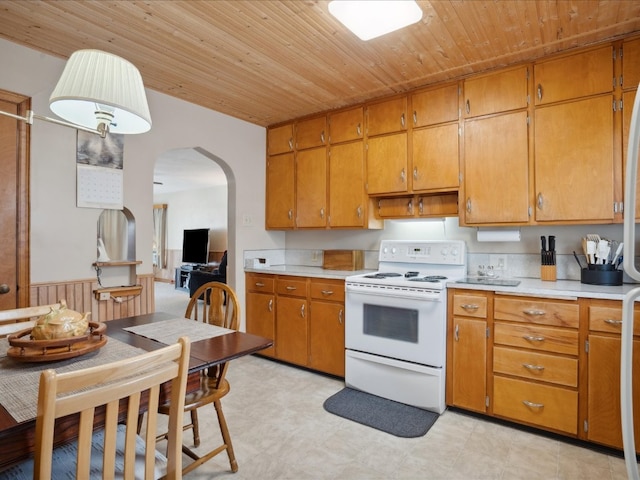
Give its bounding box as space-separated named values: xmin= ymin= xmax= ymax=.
xmin=267 ymin=123 xmax=294 ymax=156
xmin=411 ymin=83 xmax=459 ymax=127
xmin=463 ymin=65 xmax=528 ymax=118
xmin=623 ymin=38 xmax=640 ymax=90
xmin=328 ymin=106 xmax=363 ymax=144
xmin=295 ymin=147 xmax=327 ymax=228
xmin=366 ymin=96 xmax=407 ymax=136
xmin=296 ymin=115 xmax=327 ymax=150
xmin=266 ymin=152 xmax=295 ymax=229
xmin=534 ymin=45 xmax=613 ymax=105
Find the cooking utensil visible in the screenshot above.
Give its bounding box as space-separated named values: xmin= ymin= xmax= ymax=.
xmin=540 ymin=236 xmax=547 ymax=265
xmin=586 ymin=239 xmax=597 ymax=265
xmin=612 ymin=242 xmax=624 ymax=265
xmin=549 ymin=235 xmax=556 ymax=265
xmin=573 ymin=251 xmax=583 ymax=269
xmin=597 ymin=239 xmax=610 ymax=265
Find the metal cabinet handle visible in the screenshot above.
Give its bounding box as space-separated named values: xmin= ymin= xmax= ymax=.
xmin=268 ymin=299 xmax=273 ymax=312
xmin=407 ymin=199 xmax=413 ymax=215
xmin=400 ymin=113 xmax=405 ymax=128
xmin=288 ymin=209 xmax=293 ymax=220
xmin=300 ymin=304 xmax=305 ymax=318
xmin=356 ymin=205 xmax=362 ymax=218
xmin=537 ymin=193 xmax=543 ymax=209
xmin=418 ymin=198 xmax=424 ymax=215
xmin=523 ymin=309 xmax=545 ymax=316
xmin=523 ymin=335 xmax=545 ymax=342
xmin=465 ymin=99 xmax=470 ymax=114
xmin=339 ymin=309 xmax=343 ymax=325
xmin=413 ymin=111 xmax=417 ymax=125
xmin=604 ymin=318 xmax=623 ymax=325
xmin=320 ymin=130 xmax=325 ymax=144
xmin=454 ymin=324 xmax=459 ymax=341
xmin=356 ymin=123 xmax=362 ymax=136
xmin=320 ymin=208 xmax=325 ymax=219
xmin=461 ymin=304 xmax=479 ymax=311
xmin=537 ymin=84 xmax=543 ymax=101
xmin=255 ymin=282 xmax=265 ymax=287
xmin=288 ymin=138 xmax=293 ymax=150
xmin=466 ymin=197 xmax=472 ymax=213
xmin=400 ymin=168 xmax=406 ymax=183
xmin=321 ymin=290 xmax=334 ymax=296
xmin=286 ymin=286 xmax=297 ymax=291
xmin=413 ymin=166 xmax=418 ymax=180
xmin=523 ymin=400 xmax=544 ymax=408
xmin=522 ymin=363 xmax=545 ymax=371
xmin=0 ymin=284 xmax=9 ymax=294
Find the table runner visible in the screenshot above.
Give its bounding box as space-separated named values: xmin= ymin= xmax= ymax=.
xmin=123 ymin=317 xmax=233 ymax=345
xmin=0 ymin=337 xmax=147 ymax=424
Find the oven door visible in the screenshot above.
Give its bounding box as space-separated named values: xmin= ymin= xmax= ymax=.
xmin=345 ymin=283 xmax=446 ymax=367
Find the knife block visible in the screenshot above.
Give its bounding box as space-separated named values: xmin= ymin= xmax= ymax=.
xmin=540 ymin=265 xmax=557 ymax=281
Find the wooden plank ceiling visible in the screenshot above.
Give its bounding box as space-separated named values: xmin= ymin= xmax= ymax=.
xmin=0 ymin=0 xmax=639 ymax=127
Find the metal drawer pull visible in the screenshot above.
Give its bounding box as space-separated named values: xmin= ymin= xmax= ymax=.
xmin=300 ymin=304 xmax=305 ymax=318
xmin=356 ymin=123 xmax=361 ymax=136
xmin=339 ymin=309 xmax=343 ymax=325
xmin=523 ymin=309 xmax=545 ymax=316
xmin=523 ymin=335 xmax=545 ymax=342
xmin=268 ymin=299 xmax=273 ymax=312
xmin=523 ymin=400 xmax=544 ymax=408
xmin=286 ymin=286 xmax=297 ymax=291
xmin=522 ymin=363 xmax=545 ymax=371
xmin=461 ymin=304 xmax=479 ymax=310
xmin=454 ymin=324 xmax=459 ymax=341
xmin=321 ymin=290 xmax=334 ymax=296
xmin=604 ymin=318 xmax=623 ymax=325
xmin=255 ymin=282 xmax=265 ymax=287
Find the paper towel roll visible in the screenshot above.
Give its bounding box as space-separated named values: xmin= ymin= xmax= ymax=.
xmin=477 ymin=228 xmax=521 ymax=242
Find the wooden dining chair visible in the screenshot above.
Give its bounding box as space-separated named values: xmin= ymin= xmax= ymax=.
xmin=0 ymin=300 xmax=65 ymax=338
xmin=158 ymin=281 xmax=240 ymax=475
xmin=6 ymin=336 xmax=191 ymax=480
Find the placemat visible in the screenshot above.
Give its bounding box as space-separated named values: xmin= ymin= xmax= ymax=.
xmin=123 ymin=317 xmax=233 ymax=345
xmin=0 ymin=336 xmax=147 ymax=424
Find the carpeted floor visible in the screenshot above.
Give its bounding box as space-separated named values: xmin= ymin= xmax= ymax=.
xmin=154 ymin=281 xmax=191 ymax=318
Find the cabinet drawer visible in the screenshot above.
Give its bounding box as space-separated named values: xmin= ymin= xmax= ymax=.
xmin=310 ymin=280 xmax=345 ymax=302
xmin=589 ymin=305 xmax=640 ymax=335
xmin=494 ymin=297 xmax=578 ymax=328
xmin=452 ymin=294 xmax=487 ymax=318
xmin=493 ymin=346 xmax=577 ymax=387
xmin=246 ymin=274 xmax=274 ymax=293
xmin=494 ymin=322 xmax=578 ymax=355
xmin=276 ymin=278 xmax=308 ymax=297
xmin=493 ymin=376 xmax=578 ymax=434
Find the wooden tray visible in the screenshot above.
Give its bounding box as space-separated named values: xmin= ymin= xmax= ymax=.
xmin=6 ymin=321 xmax=108 ymax=362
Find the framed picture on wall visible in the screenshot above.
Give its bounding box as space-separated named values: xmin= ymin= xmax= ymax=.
xmin=76 ymin=131 xmax=125 ymax=209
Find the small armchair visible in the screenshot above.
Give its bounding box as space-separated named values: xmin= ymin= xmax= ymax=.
xmin=188 ymin=250 xmax=227 ymax=297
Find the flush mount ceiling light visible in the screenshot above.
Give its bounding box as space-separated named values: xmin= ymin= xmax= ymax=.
xmin=328 ymin=0 xmax=423 ymax=41
xmin=0 ymin=49 xmax=151 ymax=137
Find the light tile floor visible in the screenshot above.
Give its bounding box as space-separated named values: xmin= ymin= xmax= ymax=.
xmin=154 ymin=282 xmax=637 ymax=479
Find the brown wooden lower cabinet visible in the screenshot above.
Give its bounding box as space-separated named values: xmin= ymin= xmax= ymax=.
xmin=447 ymin=290 xmax=640 ymax=453
xmin=245 ymin=273 xmax=345 ymax=377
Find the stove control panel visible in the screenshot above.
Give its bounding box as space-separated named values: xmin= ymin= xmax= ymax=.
xmin=379 ymin=240 xmax=466 ymax=265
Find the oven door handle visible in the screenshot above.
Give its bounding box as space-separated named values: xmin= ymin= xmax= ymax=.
xmin=346 ymin=286 xmax=442 ymax=302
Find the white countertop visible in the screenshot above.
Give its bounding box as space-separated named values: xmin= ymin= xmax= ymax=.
xmin=447 ymin=277 xmax=640 ymax=300
xmin=244 ymin=265 xmax=373 ymax=280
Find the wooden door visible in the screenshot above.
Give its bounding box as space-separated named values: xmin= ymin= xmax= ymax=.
xmin=245 ymin=291 xmax=276 ymax=357
xmin=296 ymin=147 xmax=327 ymax=228
xmin=309 ymin=300 xmax=345 ymax=376
xmin=412 ymin=123 xmax=459 ymax=191
xmin=366 ymin=96 xmax=407 ymax=136
xmin=329 ymin=141 xmax=366 ymax=227
xmin=451 ymin=317 xmax=487 ymax=412
xmin=267 ymin=123 xmax=294 ymax=156
xmin=296 ymin=115 xmax=326 ymax=150
xmin=623 ymin=89 xmax=640 ymax=219
xmin=463 ymin=111 xmax=529 ymax=224
xmin=463 ymin=65 xmax=529 ymax=117
xmin=276 ymin=296 xmax=308 ymax=366
xmin=534 ymin=95 xmax=614 ymax=222
xmin=366 ymin=132 xmax=408 ymax=195
xmin=328 ymin=107 xmax=363 ymax=144
xmin=0 ymin=90 xmax=30 ymax=310
xmin=411 ymin=83 xmax=459 ymax=128
xmin=265 ymin=153 xmax=295 ymax=229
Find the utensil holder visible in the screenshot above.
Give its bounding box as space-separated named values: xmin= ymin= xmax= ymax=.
xmin=580 ymin=265 xmax=623 ymax=286
xmin=540 ymin=265 xmax=556 ymax=281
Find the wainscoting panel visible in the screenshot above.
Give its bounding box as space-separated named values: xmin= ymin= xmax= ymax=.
xmin=29 ymin=274 xmax=155 ymax=323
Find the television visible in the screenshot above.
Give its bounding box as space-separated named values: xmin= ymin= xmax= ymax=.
xmin=181 ymin=228 xmax=210 ymax=265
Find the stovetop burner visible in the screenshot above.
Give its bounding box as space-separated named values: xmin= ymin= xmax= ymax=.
xmin=408 ymin=275 xmax=448 ymax=283
xmin=364 ymin=272 xmax=403 ymax=279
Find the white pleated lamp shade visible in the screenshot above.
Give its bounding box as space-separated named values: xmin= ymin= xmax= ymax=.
xmin=49 ymin=49 xmax=152 ymax=134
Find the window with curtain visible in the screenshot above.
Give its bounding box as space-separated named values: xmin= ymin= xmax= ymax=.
xmin=153 ymin=204 xmax=168 ymax=269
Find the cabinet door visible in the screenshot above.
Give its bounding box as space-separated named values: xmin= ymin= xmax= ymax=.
xmin=309 ymin=300 xmax=345 ymax=376
xmin=463 ymin=66 xmax=528 ymax=117
xmin=366 ymin=96 xmax=407 ymax=136
xmin=329 ymin=141 xmax=366 ymax=227
xmin=329 ymin=107 xmax=363 ymax=144
xmin=376 ymin=197 xmax=415 ymax=218
xmin=623 ymin=38 xmax=640 ymax=90
xmin=276 ymin=296 xmax=308 ymax=366
xmin=463 ymin=111 xmax=529 ymax=224
xmin=266 ymin=153 xmax=295 ymax=229
xmin=296 ymin=147 xmax=327 ymax=228
xmin=534 ymin=46 xmax=613 ymax=105
xmin=246 ymin=292 xmax=276 ymax=357
xmin=267 ymin=123 xmax=294 ymax=155
xmin=366 ymin=132 xmax=408 ymax=195
xmin=534 ymin=95 xmax=614 ymax=222
xmin=623 ymin=89 xmax=640 ymax=219
xmin=411 ymin=83 xmax=459 ymax=128
xmin=296 ymin=116 xmax=327 ymax=150
xmin=451 ymin=317 xmax=487 ymax=412
xmin=412 ymin=123 xmax=459 ymax=191
xmin=587 ymin=335 xmax=640 ymax=451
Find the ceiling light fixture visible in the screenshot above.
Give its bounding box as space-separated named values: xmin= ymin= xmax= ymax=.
xmin=0 ymin=49 xmax=151 ymax=137
xmin=328 ymin=0 xmax=423 ymax=41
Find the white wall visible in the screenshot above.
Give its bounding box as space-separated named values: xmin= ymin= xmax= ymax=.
xmin=0 ymin=38 xmax=286 ymax=323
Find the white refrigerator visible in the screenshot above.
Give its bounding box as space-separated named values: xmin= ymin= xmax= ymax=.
xmin=622 ymin=82 xmax=640 ymax=480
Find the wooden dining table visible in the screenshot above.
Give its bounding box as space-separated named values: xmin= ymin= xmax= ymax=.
xmin=0 ymin=311 xmax=273 ymax=471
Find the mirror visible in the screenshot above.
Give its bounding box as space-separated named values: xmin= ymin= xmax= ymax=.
xmin=97 ymin=207 xmax=136 ymax=261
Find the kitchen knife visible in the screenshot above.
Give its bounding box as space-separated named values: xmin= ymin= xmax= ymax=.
xmin=541 ymin=236 xmax=547 ymax=265
xmin=549 ymin=235 xmax=555 ymax=265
